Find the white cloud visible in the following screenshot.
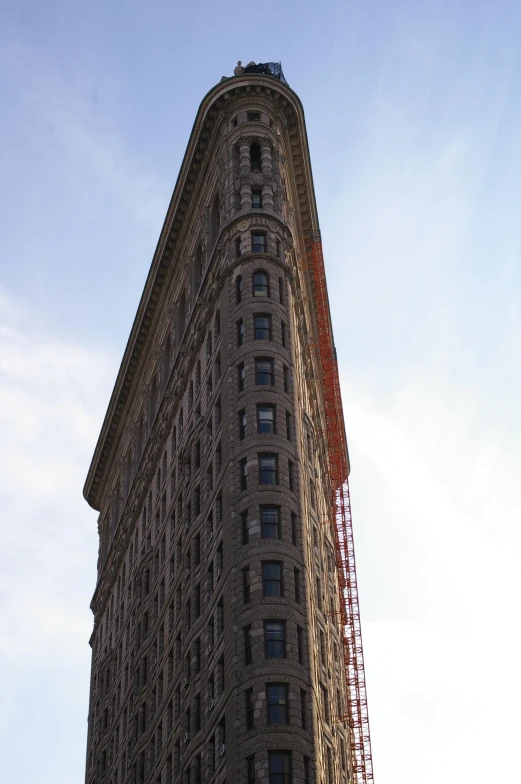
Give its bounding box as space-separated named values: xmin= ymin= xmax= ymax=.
xmin=0 ymin=288 xmax=114 ymax=664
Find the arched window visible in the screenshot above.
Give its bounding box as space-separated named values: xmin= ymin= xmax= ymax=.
xmin=236 ymin=276 xmax=243 ymax=304
xmin=253 ymin=270 xmax=269 ymax=297
xmin=250 ymin=142 xmax=262 ymax=171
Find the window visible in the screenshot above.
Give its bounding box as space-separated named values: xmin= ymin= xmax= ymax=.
xmin=279 ymin=277 xmax=284 ymax=304
xmin=268 ymin=751 xmax=291 ymax=784
xmin=297 ymin=626 xmax=304 ymax=665
xmin=255 ymin=358 xmax=273 ymax=385
xmin=261 ymin=506 xmax=280 ymax=539
xmin=288 ymin=460 xmax=295 ymax=492
xmin=267 ymin=684 xmax=288 ymax=724
xmin=252 ymin=189 xmax=263 ymax=208
xmin=235 ymin=237 xmax=242 ymax=259
xmin=285 ymin=412 xmax=291 ymax=440
xmin=248 ymin=755 xmax=256 ymax=784
xmin=252 ymin=233 xmax=266 ymax=253
xmin=239 ymin=409 xmax=247 ymax=440
xmin=259 ymin=454 xmax=278 ymax=484
xmin=237 ymin=319 xmax=245 ymax=346
xmin=322 ymin=685 xmax=330 ymax=723
xmin=254 ymin=315 xmax=271 ymax=340
xmin=238 ymin=363 xmax=245 ymax=392
xmin=232 ymin=115 xmax=238 ymax=127
xmin=283 ymin=365 xmax=289 ymax=393
xmin=241 ymin=510 xmax=249 ymax=545
xmin=242 ymin=566 xmax=251 ymax=603
xmin=236 ymin=275 xmax=243 ymax=302
xmin=247 ymin=112 xmax=261 ymax=122
xmin=244 ymin=625 xmax=253 ymax=664
xmin=253 ymin=271 xmax=269 ymax=297
xmin=262 ymin=563 xmax=283 ymax=597
xmin=291 ymin=513 xmax=297 ymax=546
xmin=246 ymin=687 xmax=255 ymax=730
xmin=281 ymin=321 xmax=287 ymax=347
xmin=257 ymin=405 xmax=275 ymax=434
xmin=304 ymin=757 xmax=310 ymax=784
xmin=240 ymin=458 xmax=248 ymax=491
xmin=264 ymin=620 xmax=286 ymax=658
xmin=294 ymin=567 xmax=301 ymax=604
xmin=250 ymin=142 xmax=262 ymax=170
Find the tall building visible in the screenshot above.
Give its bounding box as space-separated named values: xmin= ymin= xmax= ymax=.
xmin=84 ymin=62 xmax=372 ymax=784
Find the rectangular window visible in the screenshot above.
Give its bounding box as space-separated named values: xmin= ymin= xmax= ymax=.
xmin=242 ymin=566 xmax=251 ymax=603
xmin=291 ymin=513 xmax=297 ymax=546
xmin=239 ymin=409 xmax=247 ymax=440
xmin=238 ymin=363 xmax=245 ymax=392
xmin=241 ymin=510 xmax=249 ymax=545
xmin=247 ymin=111 xmax=261 ymax=121
xmin=240 ymin=458 xmax=248 ymax=491
xmin=257 ymin=405 xmax=275 ymax=434
xmin=268 ymin=751 xmax=291 ymax=784
xmin=252 ymin=233 xmax=266 ymax=253
xmin=263 ymin=562 xmax=283 ymax=597
xmin=235 ymin=237 xmax=242 ymax=259
xmin=279 ymin=277 xmax=284 ymax=304
xmin=285 ymin=412 xmax=291 ymax=441
xmin=283 ymin=365 xmax=289 ymax=393
xmin=246 ymin=687 xmax=255 ymax=730
xmin=236 ymin=275 xmax=243 ymax=303
xmin=264 ymin=620 xmax=286 ymax=658
xmin=281 ymin=321 xmax=286 ymax=348
xmin=252 ymin=190 xmax=263 ymax=208
xmin=288 ymin=460 xmax=294 ymax=492
xmin=304 ymin=756 xmax=310 ymax=784
xmin=267 ymin=684 xmax=288 ymax=724
xmin=244 ymin=625 xmax=253 ymax=664
xmin=248 ymin=755 xmax=256 ymax=784
xmin=255 ymin=358 xmax=273 ymax=385
xmin=261 ymin=506 xmax=280 ymax=539
xmin=294 ymin=567 xmax=301 ymax=604
xmin=253 ymin=315 xmax=271 ymax=340
xmin=297 ymin=626 xmax=304 ymax=665
xmin=300 ymin=689 xmax=307 ymax=729
xmin=259 ymin=453 xmax=278 ymax=485
xmin=237 ymin=319 xmax=245 ymax=347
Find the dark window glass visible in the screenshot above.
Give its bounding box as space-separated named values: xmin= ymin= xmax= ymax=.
xmin=281 ymin=321 xmax=286 ymax=347
xmin=264 ymin=620 xmax=285 ymax=658
xmin=240 ymin=458 xmax=248 ymax=491
xmin=291 ymin=513 xmax=297 ymax=546
xmin=285 ymin=412 xmax=291 ymax=440
xmin=238 ymin=363 xmax=245 ymax=392
xmin=262 ymin=564 xmax=283 ymax=597
xmin=252 ymin=190 xmax=263 ymax=208
xmin=248 ymin=112 xmax=261 ymax=122
xmin=267 ymin=684 xmax=288 ymax=724
xmin=241 ymin=510 xmax=249 ymax=545
xmin=252 ymin=233 xmax=266 ymax=253
xmin=279 ymin=277 xmax=284 ymax=304
xmin=304 ymin=757 xmax=310 ymax=784
xmin=253 ymin=271 xmax=269 ymax=297
xmin=254 ymin=315 xmax=271 ymax=340
xmin=235 ymin=236 xmax=242 ymax=258
xmin=236 ymin=275 xmax=243 ymax=302
xmin=257 ymin=405 xmax=275 ymax=434
xmin=250 ymin=142 xmax=262 ymax=170
xmin=259 ymin=454 xmax=277 ymax=484
xmin=268 ymin=751 xmax=291 ymax=784
xmin=255 ymin=358 xmax=273 ymax=385
xmin=283 ymin=365 xmax=289 ymax=393
xmin=297 ymin=626 xmax=304 ymax=665
xmin=300 ymin=690 xmax=307 ymax=729
xmin=246 ymin=688 xmax=254 ymax=730
xmin=288 ymin=460 xmax=294 ymax=491
xmin=294 ymin=567 xmax=301 ymax=604
xmin=248 ymin=755 xmax=256 ymax=784
xmin=239 ymin=409 xmax=247 ymax=440
xmin=244 ymin=625 xmax=253 ymax=664
xmin=237 ymin=319 xmax=245 ymax=346
xmin=242 ymin=566 xmax=251 ymax=603
xmin=261 ymin=506 xmax=280 ymax=539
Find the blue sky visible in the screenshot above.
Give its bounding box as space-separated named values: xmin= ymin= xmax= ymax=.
xmin=1 ymin=1 xmax=520 ymax=782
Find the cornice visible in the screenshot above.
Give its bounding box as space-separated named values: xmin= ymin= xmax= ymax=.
xmin=83 ymin=73 xmax=322 ymax=512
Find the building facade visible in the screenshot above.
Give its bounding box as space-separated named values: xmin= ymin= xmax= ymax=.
xmin=84 ymin=63 xmax=352 ymax=784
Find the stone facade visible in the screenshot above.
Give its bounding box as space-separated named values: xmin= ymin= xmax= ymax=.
xmin=83 ymin=68 xmax=352 ymax=784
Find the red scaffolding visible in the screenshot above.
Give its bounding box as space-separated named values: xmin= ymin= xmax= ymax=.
xmin=304 ymin=233 xmax=374 ymax=784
